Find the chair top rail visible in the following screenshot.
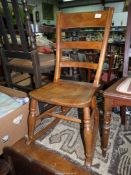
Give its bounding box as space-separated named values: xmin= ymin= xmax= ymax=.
xmin=60 ymin=10 xmax=109 ymax=29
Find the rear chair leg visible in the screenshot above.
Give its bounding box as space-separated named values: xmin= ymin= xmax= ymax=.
xmin=92 ymin=96 xmax=99 ymax=122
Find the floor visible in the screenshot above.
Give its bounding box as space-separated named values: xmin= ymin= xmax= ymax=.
xmin=4 ymin=138 xmax=93 ymax=175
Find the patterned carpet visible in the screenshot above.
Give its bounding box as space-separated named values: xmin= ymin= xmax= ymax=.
xmin=36 ymin=108 xmax=131 ymax=175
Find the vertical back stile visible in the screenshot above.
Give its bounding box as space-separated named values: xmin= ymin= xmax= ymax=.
xmin=0 ymin=17 xmax=11 ymax=50
xmin=12 ymin=0 xmax=28 ymax=52
xmin=1 ymin=0 xmax=19 ymax=50
xmin=54 ymin=13 xmax=62 ymax=82
xmin=22 ymin=0 xmax=36 ymax=50
xmin=93 ymin=8 xmax=114 ymax=87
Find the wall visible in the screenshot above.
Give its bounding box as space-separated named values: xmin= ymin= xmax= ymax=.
xmin=106 ymin=2 xmax=128 ymax=26
xmin=61 ymin=4 xmax=102 ymax=13
xmin=33 ymin=0 xmax=58 ymax=25
xmin=61 ymin=2 xmax=125 ymax=13
xmin=61 ymin=2 xmax=128 ymax=26
xmin=32 ymin=1 xmax=128 ymax=27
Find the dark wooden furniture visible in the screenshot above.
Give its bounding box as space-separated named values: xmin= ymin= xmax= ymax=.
xmin=0 ymin=0 xmax=55 ymax=91
xmin=102 ymin=78 xmax=131 ymax=156
xmin=3 ymin=138 xmax=92 ymax=175
xmin=0 ymin=55 xmax=4 ymax=81
xmin=0 ymin=159 xmax=10 ymax=175
xmin=4 ymin=147 xmax=56 ymax=175
xmin=27 ymin=9 xmax=114 ymax=166
xmin=102 ymin=2 xmax=131 ymax=157
xmin=101 ymin=53 xmax=121 ymax=87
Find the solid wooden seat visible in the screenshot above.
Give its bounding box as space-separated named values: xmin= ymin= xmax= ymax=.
xmin=27 ymin=9 xmax=114 ymax=166
xmin=30 ymin=80 xmax=96 ymax=107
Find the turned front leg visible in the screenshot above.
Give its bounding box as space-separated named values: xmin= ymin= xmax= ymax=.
xmin=83 ymin=107 xmax=93 ymax=166
xmin=102 ymin=98 xmax=112 ymax=157
xmin=26 ymin=98 xmax=37 ymax=145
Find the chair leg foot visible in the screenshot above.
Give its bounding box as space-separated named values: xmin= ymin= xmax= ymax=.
xmin=85 ymin=157 xmax=92 ymax=167
xmin=102 ymin=149 xmax=107 ymax=157
xmin=25 ymin=134 xmax=32 ymax=145
xmin=26 ymin=138 xmax=32 ymax=145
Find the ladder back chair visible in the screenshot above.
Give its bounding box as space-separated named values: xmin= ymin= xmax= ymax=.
xmin=0 ymin=0 xmax=55 ymax=91
xmin=27 ymin=8 xmax=114 ymax=166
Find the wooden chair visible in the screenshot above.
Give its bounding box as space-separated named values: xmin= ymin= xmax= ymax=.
xmin=27 ymin=9 xmax=114 ymax=166
xmin=102 ymin=2 xmax=131 ymax=157
xmin=0 ymin=0 xmax=55 ymax=91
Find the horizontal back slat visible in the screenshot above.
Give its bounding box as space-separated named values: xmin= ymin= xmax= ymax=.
xmin=60 ymin=11 xmax=108 ymax=29
xmin=61 ymin=41 xmax=102 ymax=50
xmin=60 ymin=61 xmax=98 ymax=69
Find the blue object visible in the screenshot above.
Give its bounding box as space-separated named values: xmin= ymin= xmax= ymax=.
xmin=0 ymin=92 xmax=22 ymax=118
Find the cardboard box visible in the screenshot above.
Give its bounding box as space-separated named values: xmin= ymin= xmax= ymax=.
xmin=0 ymin=86 xmax=29 ymax=155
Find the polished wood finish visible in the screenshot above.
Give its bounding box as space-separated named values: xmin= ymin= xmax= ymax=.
xmin=61 ymin=41 xmax=102 ymax=50
xmin=60 ymin=11 xmax=109 ymax=28
xmin=54 ymin=9 xmax=114 ymax=87
xmin=0 ymin=0 xmax=55 ymax=91
xmin=27 ymin=9 xmax=114 ymax=166
xmin=60 ymin=61 xmax=98 ymax=69
xmin=4 ymin=139 xmax=93 ymax=175
xmin=30 ymin=80 xmax=96 ymax=107
xmin=102 ymin=78 xmax=131 ymax=157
